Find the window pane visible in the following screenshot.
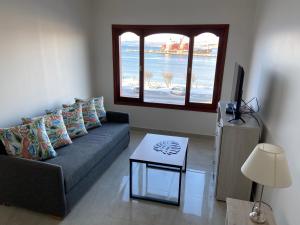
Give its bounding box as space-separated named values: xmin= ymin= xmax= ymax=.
xmin=144 ymin=33 xmax=189 ymax=105
xmin=190 ymin=33 xmax=219 ymax=104
xmin=119 ymin=32 xmax=140 ymax=98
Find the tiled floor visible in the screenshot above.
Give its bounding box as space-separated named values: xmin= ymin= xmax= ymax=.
xmin=0 ymin=129 xmax=226 ymax=225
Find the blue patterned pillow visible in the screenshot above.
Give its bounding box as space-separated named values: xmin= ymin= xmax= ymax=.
xmin=94 ymin=97 xmax=106 ymax=120
xmin=74 ymin=99 xmax=101 ymax=129
xmin=22 ymin=110 xmax=72 ymax=149
xmin=75 ymin=96 xmax=106 ymax=121
xmin=0 ymin=118 xmax=57 ymax=160
xmin=61 ymin=103 xmax=88 ymax=138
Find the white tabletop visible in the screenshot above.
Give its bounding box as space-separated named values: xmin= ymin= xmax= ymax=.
xmin=130 ymin=133 xmax=189 ymax=167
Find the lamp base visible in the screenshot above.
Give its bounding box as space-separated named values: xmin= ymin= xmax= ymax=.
xmin=249 ymin=206 xmax=266 ymax=224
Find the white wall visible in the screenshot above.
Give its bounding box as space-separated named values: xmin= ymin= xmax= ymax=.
xmin=245 ymin=0 xmax=300 ymax=224
xmin=0 ymin=0 xmax=93 ymax=127
xmin=91 ymin=0 xmax=257 ymax=135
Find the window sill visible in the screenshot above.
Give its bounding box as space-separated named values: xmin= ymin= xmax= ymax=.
xmin=114 ymin=99 xmax=217 ymax=113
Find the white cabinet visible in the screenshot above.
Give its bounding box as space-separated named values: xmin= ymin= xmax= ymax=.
xmin=214 ymin=101 xmax=261 ymax=201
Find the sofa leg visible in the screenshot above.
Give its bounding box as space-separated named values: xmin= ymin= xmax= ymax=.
xmin=50 ymin=215 xmax=63 ymax=220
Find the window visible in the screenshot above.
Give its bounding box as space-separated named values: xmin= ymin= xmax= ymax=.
xmin=144 ymin=33 xmax=189 ymax=105
xmin=112 ymin=25 xmax=229 ymax=112
xmin=119 ymin=32 xmax=140 ymax=98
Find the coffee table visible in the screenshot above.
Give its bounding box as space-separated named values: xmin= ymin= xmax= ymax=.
xmin=129 ymin=133 xmax=189 ymax=206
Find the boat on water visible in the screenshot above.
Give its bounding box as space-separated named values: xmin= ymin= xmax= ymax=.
xmin=128 ymin=36 xmax=218 ymax=57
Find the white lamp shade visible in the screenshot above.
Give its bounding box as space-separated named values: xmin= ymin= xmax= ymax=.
xmin=241 ymin=143 xmax=292 ymax=188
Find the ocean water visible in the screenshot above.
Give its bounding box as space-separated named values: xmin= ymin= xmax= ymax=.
xmin=120 ymin=41 xmax=217 ymax=88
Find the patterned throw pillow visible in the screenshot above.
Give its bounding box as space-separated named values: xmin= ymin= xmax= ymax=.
xmin=0 ymin=118 xmax=57 ymax=160
xmin=75 ymin=96 xmax=106 ymax=121
xmin=74 ymin=99 xmax=101 ymax=129
xmin=61 ymin=103 xmax=88 ymax=138
xmin=94 ymin=97 xmax=106 ymax=120
xmin=22 ymin=110 xmax=72 ymax=149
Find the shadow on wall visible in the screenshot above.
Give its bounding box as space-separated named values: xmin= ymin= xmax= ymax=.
xmin=258 ymin=70 xmax=287 ymax=142
xmin=256 ymin=71 xmax=291 ymax=225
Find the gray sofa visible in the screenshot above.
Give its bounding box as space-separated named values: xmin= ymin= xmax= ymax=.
xmin=0 ymin=111 xmax=130 ymax=217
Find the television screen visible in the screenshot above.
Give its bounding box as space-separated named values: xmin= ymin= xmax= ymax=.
xmin=235 ymin=64 xmax=244 ymax=110
xmin=227 ymin=63 xmax=244 ymax=121
xmin=231 ymin=63 xmax=245 ymax=104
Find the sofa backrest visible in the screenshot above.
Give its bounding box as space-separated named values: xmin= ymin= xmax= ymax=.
xmin=0 ymin=141 xmax=7 ymax=155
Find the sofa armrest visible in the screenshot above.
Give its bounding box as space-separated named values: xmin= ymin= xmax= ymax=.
xmin=106 ymin=111 xmax=129 ymax=123
xmin=0 ymin=155 xmax=67 ymax=217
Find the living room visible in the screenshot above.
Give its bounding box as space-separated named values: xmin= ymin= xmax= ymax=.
xmin=0 ymin=0 xmax=298 ymax=225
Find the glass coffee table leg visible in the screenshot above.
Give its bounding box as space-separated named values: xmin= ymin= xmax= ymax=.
xmin=183 ymin=146 xmax=188 ymax=173
xmin=177 ymin=166 xmax=182 ymax=206
xmin=129 ymin=159 xmax=133 ymax=198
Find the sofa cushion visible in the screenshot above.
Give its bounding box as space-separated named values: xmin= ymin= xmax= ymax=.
xmin=45 ymin=123 xmax=129 ymax=193
xmin=22 ymin=110 xmax=72 ymax=149
xmin=0 ymin=118 xmax=57 ymax=160
xmin=74 ymin=99 xmax=101 ymax=130
xmin=94 ymin=97 xmax=106 ymax=120
xmin=75 ymin=96 xmax=106 ymax=121
xmin=61 ymin=103 xmax=88 ymax=139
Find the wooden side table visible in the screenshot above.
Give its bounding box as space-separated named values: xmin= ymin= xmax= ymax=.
xmin=226 ymin=198 xmax=277 ymax=225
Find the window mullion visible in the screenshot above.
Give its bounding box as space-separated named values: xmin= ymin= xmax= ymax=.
xmin=113 ymin=31 xmax=121 ymax=101
xmin=139 ymin=33 xmax=144 ymax=103
xmin=185 ymin=35 xmax=194 ymax=106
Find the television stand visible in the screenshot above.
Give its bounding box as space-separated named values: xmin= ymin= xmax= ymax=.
xmin=214 ymin=101 xmax=261 ymax=201
xmin=228 ymin=117 xmax=245 ymax=123
xmin=228 ymin=111 xmax=245 ymax=123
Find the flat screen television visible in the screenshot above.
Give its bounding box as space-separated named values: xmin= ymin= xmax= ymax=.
xmin=228 ymin=63 xmax=245 ymax=122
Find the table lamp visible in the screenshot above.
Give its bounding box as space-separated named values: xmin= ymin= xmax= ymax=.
xmin=241 ymin=143 xmax=292 ymax=224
